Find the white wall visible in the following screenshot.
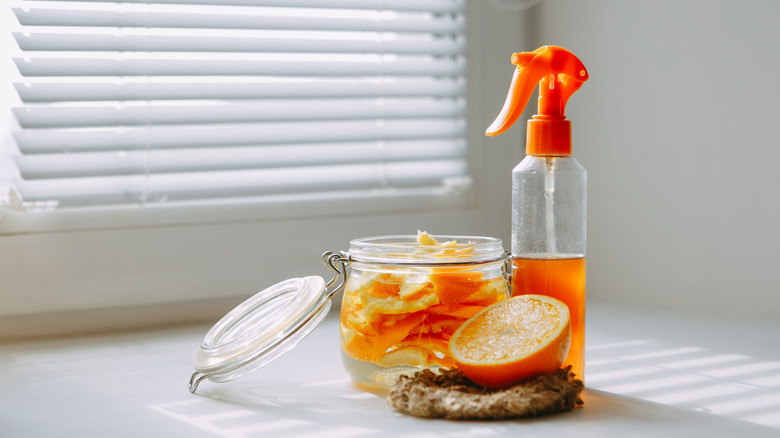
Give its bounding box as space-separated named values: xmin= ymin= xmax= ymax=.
xmin=517 ymin=0 xmax=780 ymax=318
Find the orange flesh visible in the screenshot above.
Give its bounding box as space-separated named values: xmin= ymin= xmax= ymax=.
xmin=512 ymin=257 xmax=585 ymax=380
xmin=449 ymin=295 xmax=571 ymax=389
xmin=454 ymin=299 xmax=561 ymax=362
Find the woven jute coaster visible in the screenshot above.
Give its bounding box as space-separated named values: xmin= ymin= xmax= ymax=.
xmin=387 ymin=366 xmax=584 ymax=420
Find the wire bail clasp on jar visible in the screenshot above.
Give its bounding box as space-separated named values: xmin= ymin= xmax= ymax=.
xmin=502 ymin=251 xmax=513 ymax=289
xmin=322 ymin=251 xmax=350 ymax=298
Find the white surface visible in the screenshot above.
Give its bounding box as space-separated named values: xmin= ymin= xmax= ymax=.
xmin=2 ymin=300 xmax=779 ymax=437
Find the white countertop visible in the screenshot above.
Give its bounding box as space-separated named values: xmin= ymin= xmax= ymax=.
xmin=2 ymin=300 xmax=779 ymax=437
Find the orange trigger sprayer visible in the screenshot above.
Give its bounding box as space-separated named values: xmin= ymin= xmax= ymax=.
xmin=486 ymin=45 xmax=589 ymax=153
xmin=487 ymin=46 xmax=590 ymax=381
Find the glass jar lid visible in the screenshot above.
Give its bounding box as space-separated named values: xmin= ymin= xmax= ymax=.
xmin=189 ymin=275 xmax=331 ymax=393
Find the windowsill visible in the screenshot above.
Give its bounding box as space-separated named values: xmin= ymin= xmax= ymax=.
xmin=3 ymin=299 xmax=779 ymax=437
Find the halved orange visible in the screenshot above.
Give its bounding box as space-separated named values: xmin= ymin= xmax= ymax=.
xmin=449 ymin=294 xmax=571 ymax=389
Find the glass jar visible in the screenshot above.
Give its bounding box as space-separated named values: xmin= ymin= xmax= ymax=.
xmin=337 ymin=235 xmax=510 ymax=393
xmin=188 ymin=234 xmax=509 ymax=395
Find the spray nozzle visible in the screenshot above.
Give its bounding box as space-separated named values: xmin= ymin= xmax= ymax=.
xmin=486 ymin=45 xmax=589 ymax=156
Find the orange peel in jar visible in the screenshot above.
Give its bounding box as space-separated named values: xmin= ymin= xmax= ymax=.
xmin=376 ymin=346 xmax=431 ymax=368
xmin=358 ymin=286 xmax=440 ymax=321
xmin=430 ymin=272 xmax=488 ymax=308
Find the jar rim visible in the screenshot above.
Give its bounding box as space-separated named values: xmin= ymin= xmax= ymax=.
xmin=346 ymin=234 xmax=506 ymax=265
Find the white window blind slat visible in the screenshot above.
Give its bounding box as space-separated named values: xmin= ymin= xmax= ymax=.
xmin=28 ymin=0 xmax=463 ymax=14
xmin=13 ymin=6 xmax=464 ymax=33
xmin=14 ymin=29 xmax=464 ymax=55
xmin=6 ymin=0 xmax=469 ymax=212
xmin=14 ymin=119 xmax=465 ymax=153
xmin=18 ymin=160 xmax=467 ymax=206
xmin=14 ymin=77 xmax=465 ymax=102
xmin=16 ymin=139 xmax=466 ymax=179
xmin=14 ymin=98 xmax=465 ymax=128
xmin=14 ymin=54 xmax=464 ymax=77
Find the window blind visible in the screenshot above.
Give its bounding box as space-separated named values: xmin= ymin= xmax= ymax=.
xmin=6 ymin=0 xmax=468 ymax=211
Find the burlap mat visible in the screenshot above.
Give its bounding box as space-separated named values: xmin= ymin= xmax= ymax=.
xmin=387 ymin=366 xmax=583 ymax=420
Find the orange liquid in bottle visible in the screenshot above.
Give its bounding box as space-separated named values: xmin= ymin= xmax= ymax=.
xmin=512 ymin=257 xmax=586 ymax=381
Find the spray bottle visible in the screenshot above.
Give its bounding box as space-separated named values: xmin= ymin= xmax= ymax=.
xmin=486 ymin=45 xmax=589 ymax=381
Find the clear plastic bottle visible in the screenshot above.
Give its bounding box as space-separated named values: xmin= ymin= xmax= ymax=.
xmin=511 ymin=155 xmax=586 ymax=380
xmin=486 ymin=45 xmax=589 ymax=381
